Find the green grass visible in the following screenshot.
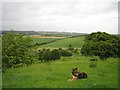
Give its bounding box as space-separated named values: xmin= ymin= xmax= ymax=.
xmin=39 ymin=36 xmax=85 ymax=48
xmin=31 ymin=38 xmax=61 ymax=46
xmin=2 ymin=35 xmax=118 ymax=88
xmin=2 ymin=55 xmax=118 ymax=88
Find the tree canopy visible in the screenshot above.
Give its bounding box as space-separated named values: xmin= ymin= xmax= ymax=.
xmin=2 ymin=32 xmax=34 ymax=69
xmin=81 ymin=32 xmax=120 ymax=59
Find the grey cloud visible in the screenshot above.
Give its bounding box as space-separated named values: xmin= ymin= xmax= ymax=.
xmin=2 ymin=0 xmax=118 ymax=34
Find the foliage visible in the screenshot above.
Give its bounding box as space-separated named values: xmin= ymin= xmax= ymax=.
xmin=40 ymin=49 xmax=51 ymax=62
xmin=72 ymin=48 xmax=80 ymax=54
xmin=50 ymin=49 xmax=61 ymax=60
xmin=38 ymin=48 xmax=72 ymax=62
xmin=39 ymin=49 xmax=61 ymax=62
xmin=81 ymin=32 xmax=120 ymax=59
xmin=2 ymin=32 xmax=33 ymax=69
xmin=84 ymin=32 xmax=112 ymax=42
xmin=58 ymin=48 xmax=72 ymax=57
xmin=68 ymin=44 xmax=74 ymax=51
xmin=60 ymin=50 xmax=72 ymax=57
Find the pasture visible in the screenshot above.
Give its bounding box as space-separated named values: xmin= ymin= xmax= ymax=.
xmin=2 ymin=35 xmax=118 ymax=88
xmin=2 ymin=56 xmax=118 ymax=88
xmin=31 ymin=35 xmax=65 ymax=46
xmin=31 ymin=38 xmax=60 ymax=46
xmin=39 ymin=36 xmax=85 ymax=48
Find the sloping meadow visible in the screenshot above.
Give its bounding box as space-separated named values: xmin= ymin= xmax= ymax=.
xmin=3 ymin=56 xmax=118 ymax=88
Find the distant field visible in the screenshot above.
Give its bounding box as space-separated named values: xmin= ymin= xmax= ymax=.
xmin=31 ymin=38 xmax=61 ymax=46
xmin=31 ymin=35 xmax=66 ymax=46
xmin=2 ymin=56 xmax=118 ymax=88
xmin=39 ymin=36 xmax=85 ymax=48
xmin=31 ymin=35 xmax=65 ymax=38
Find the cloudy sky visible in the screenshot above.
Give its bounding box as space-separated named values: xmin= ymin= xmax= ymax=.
xmin=2 ymin=0 xmax=119 ymax=34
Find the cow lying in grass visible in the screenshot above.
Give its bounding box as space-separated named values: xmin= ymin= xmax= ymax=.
xmin=68 ymin=67 xmax=88 ymax=81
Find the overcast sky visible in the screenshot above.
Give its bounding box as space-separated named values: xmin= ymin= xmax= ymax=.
xmin=2 ymin=0 xmax=119 ymax=34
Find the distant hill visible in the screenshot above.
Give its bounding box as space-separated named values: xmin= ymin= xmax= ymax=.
xmin=2 ymin=30 xmax=39 ymax=35
xmin=36 ymin=31 xmax=87 ymax=37
xmin=2 ymin=30 xmax=87 ymax=37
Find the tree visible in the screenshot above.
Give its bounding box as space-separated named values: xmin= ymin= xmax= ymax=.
xmin=2 ymin=31 xmax=33 ymax=69
xmin=81 ymin=32 xmax=120 ymax=59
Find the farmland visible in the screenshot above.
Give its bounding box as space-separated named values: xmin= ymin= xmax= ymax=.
xmin=2 ymin=32 xmax=119 ymax=88
xmin=31 ymin=35 xmax=85 ymax=49
xmin=39 ymin=36 xmax=85 ymax=48
xmin=31 ymin=37 xmax=62 ymax=46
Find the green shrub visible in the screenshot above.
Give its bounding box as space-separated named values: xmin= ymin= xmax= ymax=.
xmin=60 ymin=50 xmax=72 ymax=57
xmin=39 ymin=49 xmax=61 ymax=62
xmin=49 ymin=49 xmax=61 ymax=60
xmin=38 ymin=48 xmax=72 ymax=62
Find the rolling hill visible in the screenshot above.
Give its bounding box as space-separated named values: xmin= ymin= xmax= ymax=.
xmin=39 ymin=36 xmax=85 ymax=48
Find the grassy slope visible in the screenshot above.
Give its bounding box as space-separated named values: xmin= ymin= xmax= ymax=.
xmin=31 ymin=38 xmax=61 ymax=46
xmin=2 ymin=56 xmax=118 ymax=88
xmin=2 ymin=36 xmax=118 ymax=88
xmin=39 ymin=36 xmax=85 ymax=48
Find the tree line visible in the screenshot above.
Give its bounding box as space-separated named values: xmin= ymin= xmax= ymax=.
xmin=38 ymin=48 xmax=72 ymax=62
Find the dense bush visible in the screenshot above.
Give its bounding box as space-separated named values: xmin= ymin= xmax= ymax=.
xmin=38 ymin=48 xmax=72 ymax=62
xmin=40 ymin=49 xmax=51 ymax=62
xmin=2 ymin=32 xmax=33 ymax=69
xmin=38 ymin=49 xmax=61 ymax=62
xmin=81 ymin=32 xmax=120 ymax=59
xmin=50 ymin=49 xmax=61 ymax=60
xmin=60 ymin=50 xmax=72 ymax=57
xmin=58 ymin=48 xmax=72 ymax=57
xmin=68 ymin=44 xmax=74 ymax=51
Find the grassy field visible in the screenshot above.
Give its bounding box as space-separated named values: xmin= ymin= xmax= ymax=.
xmin=2 ymin=35 xmax=118 ymax=88
xmin=39 ymin=36 xmax=85 ymax=48
xmin=31 ymin=38 xmax=61 ymax=46
xmin=2 ymin=55 xmax=118 ymax=88
xmin=31 ymin=35 xmax=66 ymax=46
